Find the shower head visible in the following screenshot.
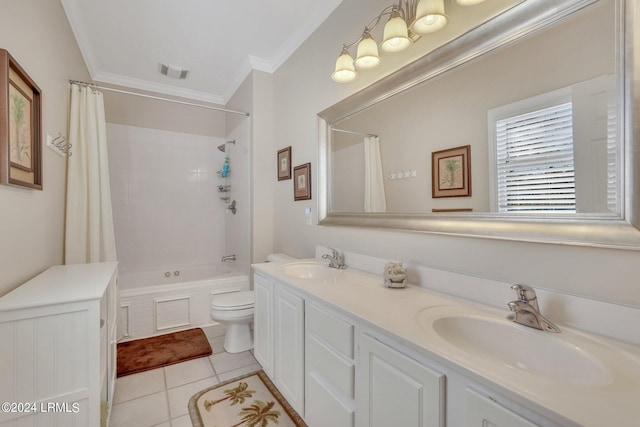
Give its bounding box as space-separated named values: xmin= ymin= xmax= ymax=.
xmin=217 ymin=140 xmax=235 ymax=152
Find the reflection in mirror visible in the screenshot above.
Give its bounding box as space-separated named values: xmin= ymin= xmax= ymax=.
xmin=329 ymin=0 xmax=619 ymax=217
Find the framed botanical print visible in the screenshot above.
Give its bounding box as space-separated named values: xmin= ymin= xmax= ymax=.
xmin=293 ymin=162 xmax=311 ymax=201
xmin=277 ymin=146 xmax=291 ymax=181
xmin=0 ymin=49 xmax=42 ymax=190
xmin=432 ymin=145 xmax=471 ymax=198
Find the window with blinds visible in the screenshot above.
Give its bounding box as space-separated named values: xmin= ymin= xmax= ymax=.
xmin=495 ymin=102 xmax=576 ymax=213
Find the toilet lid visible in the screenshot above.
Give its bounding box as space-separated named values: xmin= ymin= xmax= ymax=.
xmin=210 ymin=291 xmax=254 ymax=310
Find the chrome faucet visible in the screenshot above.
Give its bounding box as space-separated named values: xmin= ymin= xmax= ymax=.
xmin=221 ymin=254 xmax=236 ymax=262
xmin=321 ymin=247 xmax=346 ymax=269
xmin=508 ymin=284 xmax=560 ymax=333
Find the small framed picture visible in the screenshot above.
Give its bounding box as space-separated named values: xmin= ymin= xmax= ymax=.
xmin=432 ymin=145 xmax=471 ymax=198
xmin=0 ymin=49 xmax=43 ymax=190
xmin=277 ymin=146 xmax=292 ymax=181
xmin=293 ymin=162 xmax=311 ymax=201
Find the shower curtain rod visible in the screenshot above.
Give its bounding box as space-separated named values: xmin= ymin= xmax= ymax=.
xmin=69 ymin=80 xmax=251 ymax=117
xmin=332 ymin=128 xmax=378 ymax=138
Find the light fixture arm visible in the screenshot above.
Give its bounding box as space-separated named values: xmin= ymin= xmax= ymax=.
xmin=341 ymin=4 xmax=402 ymax=51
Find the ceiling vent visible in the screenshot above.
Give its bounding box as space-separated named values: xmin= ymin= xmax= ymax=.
xmin=159 ymin=63 xmax=189 ymax=79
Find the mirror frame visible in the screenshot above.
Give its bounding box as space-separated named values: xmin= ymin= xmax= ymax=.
xmin=318 ymin=0 xmax=640 ymax=250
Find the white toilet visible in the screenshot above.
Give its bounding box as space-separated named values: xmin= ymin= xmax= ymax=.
xmin=210 ymin=291 xmax=255 ymax=353
xmin=210 ymin=253 xmax=295 ymax=353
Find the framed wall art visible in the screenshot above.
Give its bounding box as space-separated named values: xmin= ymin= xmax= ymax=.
xmin=277 ymin=146 xmax=291 ymax=181
xmin=432 ymin=145 xmax=471 ymax=198
xmin=293 ymin=162 xmax=311 ymax=201
xmin=0 ymin=49 xmax=43 ymax=190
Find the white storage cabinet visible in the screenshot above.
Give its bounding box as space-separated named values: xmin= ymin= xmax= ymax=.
xmin=0 ymin=262 xmax=118 ymax=427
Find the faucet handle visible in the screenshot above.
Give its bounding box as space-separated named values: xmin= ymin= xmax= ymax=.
xmin=511 ymin=284 xmax=537 ymax=302
xmin=327 ymin=247 xmax=340 ymax=257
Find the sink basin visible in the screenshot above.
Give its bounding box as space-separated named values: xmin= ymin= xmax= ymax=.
xmin=283 ymin=261 xmax=340 ymax=280
xmin=418 ymin=308 xmax=614 ymax=386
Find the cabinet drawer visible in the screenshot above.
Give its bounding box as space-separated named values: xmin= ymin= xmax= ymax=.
xmin=466 ymin=389 xmax=538 ymax=427
xmin=306 ymin=371 xmax=355 ymax=427
xmin=307 ymin=333 xmax=355 ymax=398
xmin=307 ymin=302 xmax=354 ymax=358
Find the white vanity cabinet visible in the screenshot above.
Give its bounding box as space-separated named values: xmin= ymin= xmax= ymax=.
xmin=356 ymin=331 xmax=446 ymax=427
xmin=0 ymin=262 xmax=118 ymax=427
xmin=253 ymin=273 xmax=305 ymax=416
xmin=305 ymin=301 xmax=356 ymax=427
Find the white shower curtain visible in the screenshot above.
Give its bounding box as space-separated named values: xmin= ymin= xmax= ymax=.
xmin=363 ymin=136 xmax=387 ymax=213
xmin=65 ymin=83 xmax=117 ymax=264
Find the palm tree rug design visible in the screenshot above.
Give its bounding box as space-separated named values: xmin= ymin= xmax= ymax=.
xmin=188 ymin=370 xmax=307 ymax=427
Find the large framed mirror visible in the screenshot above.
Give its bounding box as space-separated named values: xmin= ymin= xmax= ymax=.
xmin=318 ymin=0 xmax=640 ymax=249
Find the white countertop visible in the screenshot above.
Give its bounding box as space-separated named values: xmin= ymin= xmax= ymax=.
xmin=0 ymin=262 xmax=118 ymax=311
xmin=253 ymin=259 xmax=640 ymax=427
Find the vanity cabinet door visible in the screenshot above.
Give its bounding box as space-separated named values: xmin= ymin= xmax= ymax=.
xmin=466 ymin=389 xmax=538 ymax=427
xmin=274 ymin=285 xmax=305 ymax=416
xmin=356 ymin=333 xmax=445 ymax=427
xmin=253 ymin=274 xmax=274 ymax=378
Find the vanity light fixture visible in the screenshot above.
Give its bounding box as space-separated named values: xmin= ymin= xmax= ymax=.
xmin=332 ymin=0 xmax=485 ymax=83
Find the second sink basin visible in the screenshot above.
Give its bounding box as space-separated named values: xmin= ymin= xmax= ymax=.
xmin=417 ymin=307 xmax=617 ymax=387
xmin=283 ymin=261 xmax=340 ymax=280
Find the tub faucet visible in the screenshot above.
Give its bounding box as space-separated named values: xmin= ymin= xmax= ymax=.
xmin=508 ymin=284 xmax=560 ymax=333
xmin=221 ymin=254 xmax=236 ymax=262
xmin=322 ymin=247 xmax=346 ymax=269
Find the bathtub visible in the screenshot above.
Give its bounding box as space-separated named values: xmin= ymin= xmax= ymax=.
xmin=117 ymin=264 xmax=249 ymax=341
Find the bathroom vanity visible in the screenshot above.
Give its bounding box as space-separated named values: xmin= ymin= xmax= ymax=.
xmin=252 ymin=255 xmax=640 ymax=427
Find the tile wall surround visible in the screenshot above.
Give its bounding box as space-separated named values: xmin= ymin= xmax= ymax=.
xmin=314 ymin=246 xmax=640 ymax=346
xmin=107 ymin=124 xmax=228 ymax=273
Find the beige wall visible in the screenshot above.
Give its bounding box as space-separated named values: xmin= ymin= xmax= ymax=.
xmin=250 ymin=71 xmax=275 ymax=264
xmin=103 ymin=88 xmax=226 ymax=138
xmin=270 ymin=0 xmax=640 ymax=306
xmin=0 ymin=0 xmax=90 ymax=296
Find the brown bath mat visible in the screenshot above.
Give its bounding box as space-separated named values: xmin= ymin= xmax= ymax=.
xmin=117 ymin=328 xmax=212 ymax=377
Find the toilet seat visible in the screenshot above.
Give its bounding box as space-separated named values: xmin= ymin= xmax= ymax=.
xmin=210 ymin=290 xmax=254 ymax=311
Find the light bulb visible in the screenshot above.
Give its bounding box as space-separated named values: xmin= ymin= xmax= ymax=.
xmin=411 ymin=0 xmax=448 ymax=35
xmin=355 ymin=31 xmax=381 ymax=69
xmin=381 ymin=12 xmax=411 ymax=53
xmin=332 ymin=49 xmax=357 ymax=83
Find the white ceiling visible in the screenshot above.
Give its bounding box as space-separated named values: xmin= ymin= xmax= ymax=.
xmin=61 ymin=0 xmax=344 ymax=104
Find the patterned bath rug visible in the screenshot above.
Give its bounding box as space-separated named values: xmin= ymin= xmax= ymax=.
xmin=188 ymin=370 xmax=307 ymax=427
xmin=117 ymin=328 xmax=212 ymax=377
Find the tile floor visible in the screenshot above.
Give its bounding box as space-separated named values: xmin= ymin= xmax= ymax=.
xmin=109 ymin=326 xmax=262 ymax=427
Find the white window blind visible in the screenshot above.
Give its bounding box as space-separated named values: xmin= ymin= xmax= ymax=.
xmin=495 ymin=102 xmax=576 ymax=213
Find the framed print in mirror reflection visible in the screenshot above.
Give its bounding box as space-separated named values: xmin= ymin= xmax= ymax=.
xmin=293 ymin=162 xmax=311 ymax=201
xmin=432 ymin=145 xmax=471 ymax=198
